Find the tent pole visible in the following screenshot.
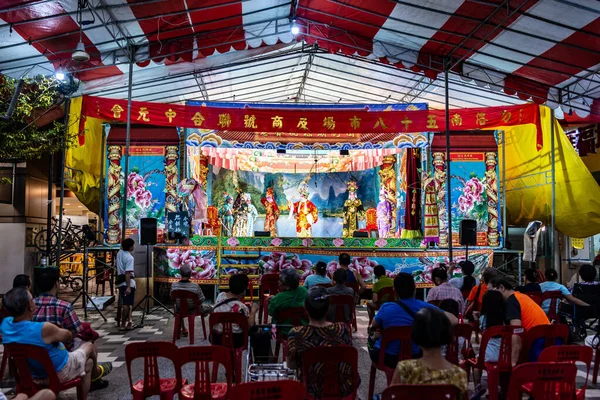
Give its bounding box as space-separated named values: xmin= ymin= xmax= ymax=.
xmin=56 ymin=98 xmax=70 ymax=263
xmin=121 ymin=59 xmax=134 ymax=243
xmin=502 ymin=130 xmax=507 ymax=247
xmin=46 ymin=154 xmax=54 ymax=260
xmin=444 ymin=60 xmax=453 ymax=262
xmin=550 ymin=108 xmax=556 ymax=275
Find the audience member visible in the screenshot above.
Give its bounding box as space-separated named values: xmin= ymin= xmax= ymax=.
xmin=390 ymin=308 xmax=467 ymax=397
xmin=116 ymin=238 xmax=136 ymax=330
xmin=12 ymin=275 xmax=31 ymax=291
xmin=464 ymin=267 xmax=495 ymax=320
xmin=338 ymin=253 xmax=365 ymax=293
xmin=326 ymin=269 xmax=355 ymax=323
xmin=566 ymin=264 xmax=599 ymax=322
xmin=516 ymin=268 xmax=542 ymax=293
xmin=32 ymin=268 xmax=110 ymax=390
xmin=368 ymin=273 xmax=458 ymax=369
xmin=212 ymin=273 xmax=258 ymax=348
xmin=426 ymin=267 xmax=464 ymax=311
xmin=448 ymin=260 xmax=478 ymax=294
xmin=170 ymin=264 xmax=209 ymax=337
xmin=268 ymin=268 xmax=308 ymax=334
xmin=7 ymin=390 xmax=56 ymax=400
xmin=1 ymin=288 xmax=97 ymax=399
xmin=287 ymin=287 xmax=353 ymax=398
xmin=540 ymin=268 xmax=588 ymax=314
xmin=567 ymin=263 xmax=599 ymax=288
xmin=303 ymin=261 xmax=331 ymax=289
xmin=367 ymin=265 xmax=394 ymax=322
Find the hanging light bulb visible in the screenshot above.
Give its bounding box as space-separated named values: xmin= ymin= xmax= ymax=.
xmin=55 ymin=69 xmax=66 ymax=81
xmin=290 ymin=19 xmax=300 ymax=35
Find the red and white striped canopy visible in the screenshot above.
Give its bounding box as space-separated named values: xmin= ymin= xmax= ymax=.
xmin=1 ymin=0 xmax=598 ymax=118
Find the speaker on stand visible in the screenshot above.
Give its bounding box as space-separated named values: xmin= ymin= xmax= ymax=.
xmin=134 ymin=218 xmax=173 ymax=326
xmin=459 ymin=219 xmax=477 ymax=260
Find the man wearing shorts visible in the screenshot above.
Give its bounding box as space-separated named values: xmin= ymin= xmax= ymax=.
xmin=1 ymin=288 xmax=96 ymax=399
xmin=116 ymin=238 xmax=136 ymax=330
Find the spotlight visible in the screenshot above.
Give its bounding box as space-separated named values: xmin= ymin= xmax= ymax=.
xmin=290 ymin=19 xmax=300 ymax=35
xmin=55 ymin=69 xmax=65 ymax=81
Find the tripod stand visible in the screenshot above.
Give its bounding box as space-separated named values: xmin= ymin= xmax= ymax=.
xmin=71 ymin=241 xmax=107 ymax=321
xmin=133 ymin=244 xmax=173 ymax=326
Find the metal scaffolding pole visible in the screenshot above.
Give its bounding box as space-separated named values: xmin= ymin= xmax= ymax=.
xmin=46 ymin=154 xmax=54 ymax=260
xmin=444 ymin=60 xmax=453 ymax=261
xmin=502 ymin=130 xmax=507 ymax=247
xmin=56 ymin=98 xmax=70 ymax=263
xmin=550 ymin=108 xmax=556 ymax=274
xmin=121 ymin=59 xmax=134 ymax=243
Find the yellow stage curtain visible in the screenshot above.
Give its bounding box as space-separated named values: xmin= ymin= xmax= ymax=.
xmin=65 ymin=97 xmax=103 ymax=213
xmin=497 ymin=106 xmax=600 ymax=237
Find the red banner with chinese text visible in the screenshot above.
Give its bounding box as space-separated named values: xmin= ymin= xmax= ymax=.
xmin=81 ymin=95 xmax=542 ymax=146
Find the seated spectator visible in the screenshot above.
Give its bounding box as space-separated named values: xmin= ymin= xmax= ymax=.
xmin=540 ymin=268 xmax=588 ymax=314
xmin=568 ymin=263 xmax=600 ymax=289
xmin=170 ymin=264 xmax=209 ymax=337
xmin=338 ymin=253 xmax=366 ymax=293
xmin=212 ymin=273 xmax=258 ymax=348
xmin=1 ymin=288 xmax=97 ymax=399
xmin=303 ymin=261 xmax=331 ymax=289
xmin=426 ymin=267 xmax=464 ymax=311
xmin=516 ymin=268 xmax=542 ymax=293
xmin=367 ymin=265 xmax=394 ymax=322
xmin=566 ymin=264 xmax=599 ymax=322
xmin=489 ymin=277 xmax=550 ymax=362
xmin=390 ymin=308 xmax=467 ymax=398
xmin=448 ymin=260 xmax=478 ymax=295
xmin=13 ymin=274 xmax=31 ymax=291
xmin=326 ymin=269 xmax=355 ymax=323
xmin=464 ymin=267 xmax=496 ymax=321
xmin=32 ymin=268 xmax=110 ymax=390
xmin=8 ymin=390 xmax=56 ymax=400
xmin=268 ymin=268 xmax=308 ymax=334
xmin=368 ymin=273 xmax=458 ymax=369
xmin=287 ymin=287 xmax=353 ymax=399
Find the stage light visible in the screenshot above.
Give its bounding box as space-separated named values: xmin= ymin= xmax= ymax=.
xmin=291 ymin=20 xmax=300 ymax=35
xmin=55 ymin=69 xmax=65 ymax=81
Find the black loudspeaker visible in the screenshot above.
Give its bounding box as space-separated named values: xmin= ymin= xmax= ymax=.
xmin=140 ymin=218 xmax=158 ymax=245
xmin=254 ymin=231 xmax=270 ymax=237
xmin=459 ymin=219 xmax=477 ymax=246
xmin=353 ymin=231 xmax=368 ymax=238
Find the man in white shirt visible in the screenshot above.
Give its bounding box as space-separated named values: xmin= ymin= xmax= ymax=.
xmin=116 ymin=238 xmax=136 ymax=330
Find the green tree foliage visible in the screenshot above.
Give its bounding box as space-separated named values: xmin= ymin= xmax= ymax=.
xmin=0 ymin=75 xmax=72 ymax=160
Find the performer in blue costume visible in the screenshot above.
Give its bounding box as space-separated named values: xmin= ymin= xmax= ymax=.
xmin=218 ymin=193 xmax=234 ymax=236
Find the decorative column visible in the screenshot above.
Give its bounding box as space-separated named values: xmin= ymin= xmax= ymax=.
xmin=164 ymin=146 xmax=179 ymax=213
xmin=401 ymin=148 xmax=422 ymax=239
xmin=106 ymin=146 xmax=122 ymax=244
xmin=432 ymin=152 xmax=448 ymax=247
xmin=378 ymin=155 xmax=397 ymax=234
xmin=485 ymin=152 xmax=499 ymax=246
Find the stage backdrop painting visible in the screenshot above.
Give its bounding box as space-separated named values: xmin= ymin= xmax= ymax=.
xmin=209 ymin=167 xmax=378 ymax=237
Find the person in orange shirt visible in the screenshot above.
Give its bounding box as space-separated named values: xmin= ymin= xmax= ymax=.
xmin=464 ymin=268 xmax=496 ymax=319
xmin=489 ymin=277 xmax=551 ymax=363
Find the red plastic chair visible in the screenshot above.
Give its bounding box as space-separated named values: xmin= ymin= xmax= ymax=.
xmin=258 ymin=273 xmax=280 ymax=323
xmin=465 ymin=325 xmax=525 ymax=400
xmin=541 ymin=290 xmax=564 ymax=322
xmin=538 ymin=345 xmax=593 ymax=400
xmin=382 ymin=384 xmax=461 ymax=399
xmin=125 ymin=341 xmax=182 ymax=400
xmin=368 ymin=286 xmax=396 ymax=325
xmin=176 ymin=345 xmax=232 ymax=400
xmin=520 ymin=324 xmax=569 ymax=363
xmin=5 ymin=343 xmax=84 ymax=400
xmin=208 ymin=312 xmax=248 ymax=384
xmin=274 ymin=307 xmax=308 ymax=360
xmin=229 ymin=380 xmax=306 ymax=400
xmin=328 ymin=294 xmax=355 ymax=334
xmin=171 ymin=290 xmax=207 ymax=344
xmin=526 ymin=292 xmax=542 ymax=305
xmin=594 ymin=342 xmax=600 ymax=385
xmin=446 ymin=323 xmax=473 ymax=368
xmin=368 ymin=326 xmax=413 ymax=400
xmin=344 ymin=281 xmax=360 ymax=331
xmin=507 ymin=362 xmax=577 ymax=400
xmin=301 ymin=346 xmax=359 ymax=400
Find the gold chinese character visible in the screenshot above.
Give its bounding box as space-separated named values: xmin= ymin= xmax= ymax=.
xmin=303 ymin=132 xmax=313 ymax=137
xmin=500 ymin=110 xmax=512 ymax=124
xmin=137 ymin=107 xmax=150 ymax=122
xmin=111 ymin=104 xmax=124 ymax=119
xmin=244 ymin=114 xmax=257 ymax=129
xmin=475 ymin=112 xmax=487 ymax=126
xmin=272 ymin=116 xmax=283 ymax=129
xmin=297 ymin=118 xmax=308 ymax=130
xmin=191 ymin=112 xmax=205 ymax=127
xmin=317 ymin=133 xmax=327 ymax=137
xmin=275 ymin=132 xmax=282 ymax=137
xmin=165 ymin=108 xmax=177 ymax=123
xmin=218 ymin=113 xmax=232 ymax=128
xmin=349 ymin=115 xmax=361 ymax=130
xmin=373 ymin=117 xmax=387 ymax=130
xmin=451 ymin=113 xmax=462 ymax=127
xmin=518 ymin=108 xmax=523 ymax=123
xmin=426 ymin=114 xmax=438 ymax=129
xmin=400 ymin=116 xmax=412 ymax=131
xmin=323 ymin=116 xmax=335 ymax=130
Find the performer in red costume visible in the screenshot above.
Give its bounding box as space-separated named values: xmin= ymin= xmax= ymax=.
xmin=289 ymin=183 xmax=318 ymax=238
xmin=261 ymin=188 xmax=280 ymax=237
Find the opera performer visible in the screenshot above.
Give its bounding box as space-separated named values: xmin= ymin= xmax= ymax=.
xmin=289 ymin=184 xmax=318 ymax=238
xmin=261 ymin=188 xmax=280 ymax=237
xmin=342 ymin=181 xmax=365 ymax=238
xmin=218 ymin=193 xmax=234 ymax=236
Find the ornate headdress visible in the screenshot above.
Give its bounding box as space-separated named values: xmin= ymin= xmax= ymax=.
xmin=223 ymin=192 xmax=232 ymax=202
xmin=347 ymin=181 xmax=358 ymax=193
xmin=266 ymin=187 xmax=274 ymax=197
xmin=299 ymin=182 xmax=310 ymax=198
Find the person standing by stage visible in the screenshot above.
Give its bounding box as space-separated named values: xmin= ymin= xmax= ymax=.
xmin=376 ymin=187 xmax=392 ymax=238
xmin=218 ymin=193 xmax=234 ymax=236
xmin=116 ymin=238 xmax=136 ymax=331
xmin=261 ymin=188 xmax=280 ymax=237
xmin=289 ymin=183 xmax=318 ymax=238
xmin=232 ymin=193 xmax=250 ymax=236
xmin=245 ymin=194 xmax=258 ymax=237
xmin=342 ymin=181 xmax=365 ymax=238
